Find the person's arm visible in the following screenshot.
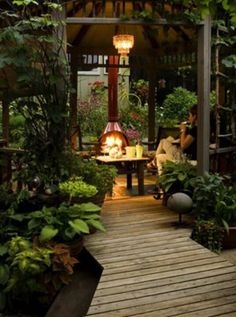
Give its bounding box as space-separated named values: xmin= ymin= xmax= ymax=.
xmin=179 ymin=123 xmax=194 ymax=151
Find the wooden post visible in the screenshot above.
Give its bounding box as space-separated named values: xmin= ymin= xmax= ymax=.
xmin=1 ymin=99 xmax=10 ymax=184
xmin=197 ymin=16 xmax=211 ymax=175
xmin=148 ymin=63 xmax=156 ymax=150
xmin=70 ymin=51 xmax=79 ymax=150
xmin=2 ymin=99 xmax=9 ymax=145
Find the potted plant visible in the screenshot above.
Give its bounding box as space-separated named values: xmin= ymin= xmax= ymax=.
xmin=157 ymin=160 xmax=197 ymax=202
xmin=125 ymin=128 xmax=139 ymax=158
xmin=75 ymin=159 xmax=117 ymax=201
xmin=0 ymin=236 xmax=79 ymax=315
xmin=59 ymin=177 xmax=98 ymax=204
xmin=190 ymin=173 xmax=236 ymax=252
xmin=26 ymin=202 xmax=105 ymax=243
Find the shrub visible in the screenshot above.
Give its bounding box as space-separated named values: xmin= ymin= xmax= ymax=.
xmin=191 ymin=219 xmax=224 ymax=253
xmin=158 ymin=87 xmax=197 ymax=126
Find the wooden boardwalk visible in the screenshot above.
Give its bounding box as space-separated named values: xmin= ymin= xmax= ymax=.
xmin=85 ymin=196 xmax=236 ymax=317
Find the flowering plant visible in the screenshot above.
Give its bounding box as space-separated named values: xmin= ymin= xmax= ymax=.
xmin=125 ymin=128 xmax=140 ymax=146
xmin=89 ymin=80 xmax=106 ymax=94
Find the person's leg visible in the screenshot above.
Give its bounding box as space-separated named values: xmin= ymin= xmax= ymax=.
xmin=147 ymin=138 xmax=181 ymax=170
xmin=155 ymin=153 xmax=169 ymax=175
xmin=159 ymin=139 xmax=182 ymax=160
xmin=155 ymin=138 xmax=166 ymax=154
xmin=147 ymin=138 xmax=171 ymax=169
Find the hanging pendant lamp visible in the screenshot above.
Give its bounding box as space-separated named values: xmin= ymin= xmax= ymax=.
xmin=113 ymin=34 xmax=134 ymax=59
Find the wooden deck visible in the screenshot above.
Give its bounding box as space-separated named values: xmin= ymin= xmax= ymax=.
xmin=85 ymin=196 xmax=236 ymax=317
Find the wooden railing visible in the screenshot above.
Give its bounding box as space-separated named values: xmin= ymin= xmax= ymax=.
xmin=0 ymin=141 xmax=25 ymax=189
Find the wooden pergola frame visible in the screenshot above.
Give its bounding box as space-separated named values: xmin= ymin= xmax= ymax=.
xmin=0 ymin=1 xmax=211 ymax=177
xmin=67 ymin=11 xmax=211 ymax=175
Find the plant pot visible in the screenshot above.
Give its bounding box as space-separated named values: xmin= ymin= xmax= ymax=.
xmin=67 ymin=236 xmax=84 ymax=257
xmin=59 ymin=193 xmax=105 ymax=207
xmin=136 ymin=144 xmax=144 ymax=158
xmin=125 ymin=146 xmax=136 ymax=158
xmin=222 ymin=227 xmax=236 ymax=249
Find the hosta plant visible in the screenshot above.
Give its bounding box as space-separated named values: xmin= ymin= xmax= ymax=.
xmin=59 ymin=177 xmax=98 ymax=202
xmin=27 ymin=202 xmax=105 ymax=243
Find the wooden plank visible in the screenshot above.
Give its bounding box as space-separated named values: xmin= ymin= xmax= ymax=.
xmin=97 ymin=261 xmax=234 ymax=290
xmin=88 ymin=280 xmax=236 ymax=314
xmin=91 ymin=243 xmax=207 ymax=264
xmin=89 ymin=243 xmax=204 ymax=265
xmin=85 ymin=230 xmax=192 ymax=247
xmin=86 ymin=236 xmax=195 ymax=254
xmin=99 ymin=257 xmax=231 ymax=284
xmin=87 ymin=287 xmax=236 ymax=317
xmin=173 ymin=303 xmax=236 ymax=317
xmin=101 ymin=249 xmax=216 ymax=271
xmin=101 ymin=252 xmax=227 ymax=276
xmin=92 ymin=272 xmax=236 ymax=306
xmin=133 ymin=295 xmax=236 ymax=317
xmin=85 ymin=230 xmax=190 ymax=246
xmin=94 ymin=267 xmax=236 ymax=298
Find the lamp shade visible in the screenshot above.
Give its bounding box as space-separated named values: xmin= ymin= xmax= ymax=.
xmin=113 ymin=34 xmax=134 ymax=59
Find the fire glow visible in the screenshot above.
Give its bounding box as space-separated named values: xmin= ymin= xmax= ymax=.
xmin=101 ymin=135 xmax=123 ymax=154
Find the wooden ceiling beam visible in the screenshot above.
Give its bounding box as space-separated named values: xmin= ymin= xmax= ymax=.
xmin=68 ymin=43 xmax=196 ymax=56
xmin=66 ymin=17 xmax=203 ymax=26
xmin=67 ymin=1 xmax=83 ymax=17
xmin=72 ymin=2 xmax=102 ymax=46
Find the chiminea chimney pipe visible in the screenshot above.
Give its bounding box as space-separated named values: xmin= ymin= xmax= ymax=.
xmin=108 ymin=55 xmax=119 ymax=121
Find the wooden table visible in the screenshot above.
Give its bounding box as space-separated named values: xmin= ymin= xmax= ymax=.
xmin=95 ymin=156 xmax=149 ymax=195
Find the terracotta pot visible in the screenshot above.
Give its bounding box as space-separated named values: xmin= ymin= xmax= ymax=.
xmin=67 ymin=236 xmax=84 ymax=257
xmin=222 ymin=227 xmax=236 ymax=249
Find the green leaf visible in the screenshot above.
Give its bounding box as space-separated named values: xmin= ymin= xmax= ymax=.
xmin=0 ymin=265 xmax=9 ymax=285
xmin=69 ymin=219 xmax=90 ymax=234
xmin=222 ymin=219 xmax=229 ymax=233
xmin=178 ymin=173 xmax=186 ymax=181
xmin=64 ymin=227 xmax=76 ymax=239
xmin=39 ymin=225 xmax=58 ymax=242
xmin=82 ymin=214 xmax=101 ymax=220
xmin=79 ymin=203 xmax=101 ymax=213
xmin=29 ymin=211 xmax=43 ymax=218
xmin=87 ymin=219 xmax=106 ymax=232
xmin=8 ymin=214 xmax=25 ymax=222
xmin=0 ymin=245 xmax=8 ymax=256
xmin=28 ymin=218 xmax=40 ymax=231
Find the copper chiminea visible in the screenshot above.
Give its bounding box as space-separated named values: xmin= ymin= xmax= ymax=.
xmin=99 ymin=56 xmax=129 ymax=154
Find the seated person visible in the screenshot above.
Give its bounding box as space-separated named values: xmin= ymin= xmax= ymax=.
xmin=147 ymin=104 xmax=197 ymax=175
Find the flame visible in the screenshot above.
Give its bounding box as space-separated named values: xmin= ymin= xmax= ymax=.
xmin=102 ymin=135 xmax=123 ymax=153
xmin=106 ymin=136 xmax=122 ymax=147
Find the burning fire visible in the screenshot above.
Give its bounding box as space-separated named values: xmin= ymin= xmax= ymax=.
xmin=101 ymin=135 xmax=123 ymax=154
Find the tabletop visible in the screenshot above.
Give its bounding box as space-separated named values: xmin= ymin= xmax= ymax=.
xmin=95 ymin=155 xmax=149 ymax=163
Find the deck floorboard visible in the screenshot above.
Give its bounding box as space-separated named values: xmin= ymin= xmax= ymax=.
xmin=85 ymin=196 xmax=236 ymax=316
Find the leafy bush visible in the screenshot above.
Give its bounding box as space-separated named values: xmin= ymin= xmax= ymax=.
xmin=190 ymin=173 xmax=236 ymax=231
xmin=9 ymin=114 xmax=25 ymax=147
xmin=157 ymin=87 xmax=197 ymax=126
xmin=78 ymin=81 xmax=108 ymax=138
xmin=158 ymin=160 xmax=197 ymax=193
xmin=63 ymin=154 xmax=117 ymax=196
xmin=27 ymin=202 xmax=104 ymax=242
xmin=59 ymin=177 xmax=97 ymax=198
xmin=0 ymin=236 xmax=78 ymax=313
xmin=191 ymin=219 xmax=224 ymax=253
